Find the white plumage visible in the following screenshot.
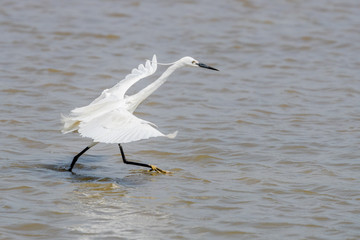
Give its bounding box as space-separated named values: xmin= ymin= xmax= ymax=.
xmin=62 ymin=54 xmax=218 ymax=172
xmin=62 ymin=55 xmax=178 ymax=144
xmin=62 ymin=55 xmax=218 ymax=146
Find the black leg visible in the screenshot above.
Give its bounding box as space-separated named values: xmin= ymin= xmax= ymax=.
xmin=68 ymin=146 xmax=90 ymax=172
xmin=118 ymin=144 xmax=151 ymax=168
xmin=118 ymin=144 xmax=168 ymax=173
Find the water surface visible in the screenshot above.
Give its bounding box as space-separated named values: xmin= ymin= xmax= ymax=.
xmin=1 ymin=0 xmax=360 ymax=239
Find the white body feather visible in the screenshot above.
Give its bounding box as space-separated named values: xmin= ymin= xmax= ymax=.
xmin=61 ymin=55 xmax=178 ymax=144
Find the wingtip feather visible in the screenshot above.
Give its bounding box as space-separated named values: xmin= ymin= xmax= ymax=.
xmin=166 ymin=130 xmax=178 ymax=139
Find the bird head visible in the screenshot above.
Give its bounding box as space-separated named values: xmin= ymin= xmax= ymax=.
xmin=180 ymin=56 xmax=219 ymax=71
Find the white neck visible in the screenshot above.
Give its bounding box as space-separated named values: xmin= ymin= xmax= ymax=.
xmin=126 ymin=61 xmax=184 ymax=112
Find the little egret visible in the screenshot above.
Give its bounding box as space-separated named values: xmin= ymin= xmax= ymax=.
xmin=61 ymin=55 xmax=219 ymax=173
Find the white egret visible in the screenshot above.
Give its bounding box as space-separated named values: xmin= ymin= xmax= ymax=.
xmin=61 ymin=55 xmax=219 ymax=173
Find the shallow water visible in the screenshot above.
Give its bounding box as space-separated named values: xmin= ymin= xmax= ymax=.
xmin=1 ymin=0 xmax=360 ymax=239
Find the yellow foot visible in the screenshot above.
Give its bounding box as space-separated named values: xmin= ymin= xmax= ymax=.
xmin=149 ymin=165 xmax=170 ymax=174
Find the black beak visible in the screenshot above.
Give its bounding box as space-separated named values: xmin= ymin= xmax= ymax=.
xmin=197 ymin=62 xmax=219 ymax=71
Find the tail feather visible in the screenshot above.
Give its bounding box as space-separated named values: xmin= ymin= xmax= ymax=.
xmin=61 ymin=114 xmax=80 ymax=134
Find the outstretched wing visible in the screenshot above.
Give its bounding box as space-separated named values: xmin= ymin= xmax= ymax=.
xmin=62 ymin=55 xmax=158 ymax=134
xmin=88 ymin=54 xmax=158 ymax=106
xmin=77 ymin=108 xmax=177 ymax=144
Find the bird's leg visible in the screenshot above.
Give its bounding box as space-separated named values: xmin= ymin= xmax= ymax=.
xmin=118 ymin=144 xmax=169 ymax=174
xmin=68 ymin=142 xmax=98 ymax=172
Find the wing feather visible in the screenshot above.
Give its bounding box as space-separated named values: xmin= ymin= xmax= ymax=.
xmin=77 ymin=108 xmax=173 ymax=144
xmin=79 ymin=54 xmax=157 ymax=108
xmin=62 ymin=55 xmax=158 ymax=135
xmin=109 ymin=54 xmax=157 ymax=100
